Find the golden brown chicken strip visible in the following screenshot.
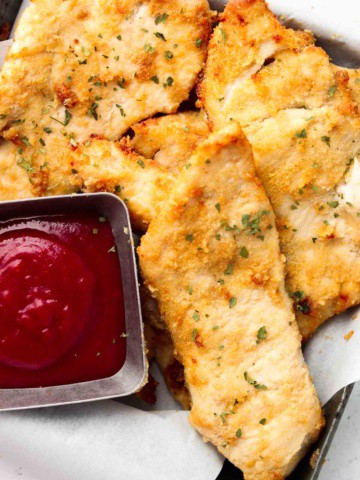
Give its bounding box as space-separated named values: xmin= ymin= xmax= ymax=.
xmin=0 ymin=0 xmax=211 ymax=200
xmin=70 ymin=111 xmax=209 ymax=230
xmin=139 ymin=124 xmax=323 ymax=480
xmin=199 ymin=0 xmax=360 ymax=338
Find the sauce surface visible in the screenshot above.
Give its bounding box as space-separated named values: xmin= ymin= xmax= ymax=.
xmin=0 ymin=213 xmax=126 ymax=388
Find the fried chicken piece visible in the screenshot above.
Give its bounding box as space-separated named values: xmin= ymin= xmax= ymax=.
xmin=139 ymin=124 xmax=323 ymax=480
xmin=0 ymin=0 xmax=211 ymax=200
xmin=130 ymin=111 xmax=210 ymax=173
xmin=199 ymin=0 xmax=360 ymax=338
xmin=141 ymin=286 xmax=191 ymax=409
xmin=70 ymin=111 xmax=209 ymax=230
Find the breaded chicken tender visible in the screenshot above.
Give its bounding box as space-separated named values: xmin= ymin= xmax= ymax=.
xmin=0 ymin=0 xmax=211 ymax=200
xmin=71 ymin=111 xmax=209 ymax=230
xmin=139 ymin=124 xmax=323 ymax=480
xmin=199 ymin=0 xmax=360 ymax=338
xmin=130 ymin=110 xmax=210 ymax=173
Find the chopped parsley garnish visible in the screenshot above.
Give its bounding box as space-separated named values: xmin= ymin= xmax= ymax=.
xmin=155 ymin=13 xmax=169 ymax=24
xmin=164 ymin=50 xmax=173 ymax=60
xmin=185 ymin=234 xmax=193 ymax=242
xmin=144 ymin=43 xmax=155 ymax=54
xmin=256 ymin=326 xmax=267 ymax=342
xmin=290 ymin=291 xmax=311 ymax=314
xmin=0 ymin=114 xmax=7 ymax=119
xmin=71 ymin=168 xmax=78 ymax=174
xmin=137 ymin=159 xmax=145 ymax=168
xmin=64 ymin=109 xmax=72 ymax=126
xmin=235 ymin=429 xmax=242 ymax=438
xmin=240 ymin=246 xmax=249 ymax=258
xmin=242 ymin=210 xmax=270 ymax=236
xmin=220 ymin=28 xmax=227 ymax=44
xmin=117 ymin=78 xmax=126 ymax=89
xmin=151 ymin=76 xmax=160 ymax=84
xmin=229 ymin=297 xmax=237 ymax=309
xmin=187 ymin=285 xmax=193 ymax=295
xmin=224 ymin=263 xmax=233 ymax=275
xmin=17 ymin=158 xmax=35 ymax=173
xmin=215 ymin=203 xmax=221 ymax=213
xmin=117 ymin=35 xmax=122 ymax=41
xmin=244 ymin=371 xmax=267 ymax=390
xmin=259 ymin=418 xmax=267 ymax=425
xmin=191 ymin=329 xmax=198 ymax=342
xmin=164 ymin=76 xmax=173 ymax=87
xmin=327 ymin=201 xmax=339 ymax=208
xmin=321 ymin=135 xmax=331 ymax=147
xmin=196 ymin=38 xmax=203 ymax=48
xmin=21 ymin=137 xmax=31 ymax=147
xmin=154 ymin=32 xmax=166 ymax=41
xmin=87 ymin=102 xmax=99 ymax=120
xmin=295 ymin=129 xmax=307 ymax=139
xmin=39 ymin=138 xmax=45 ymax=146
xmin=116 ymin=104 xmax=126 ymax=117
xmin=193 ymin=312 xmax=200 ymax=322
xmin=329 ymin=85 xmax=337 ymax=97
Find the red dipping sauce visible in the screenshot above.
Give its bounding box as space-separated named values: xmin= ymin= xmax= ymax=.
xmin=0 ymin=213 xmax=126 ymax=388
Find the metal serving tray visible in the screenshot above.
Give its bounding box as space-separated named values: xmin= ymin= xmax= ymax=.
xmin=0 ymin=193 xmax=147 ymax=410
xmin=0 ymin=1 xmax=355 ymax=478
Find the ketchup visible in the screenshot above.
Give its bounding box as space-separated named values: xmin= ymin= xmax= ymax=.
xmin=0 ymin=213 xmax=126 ymax=388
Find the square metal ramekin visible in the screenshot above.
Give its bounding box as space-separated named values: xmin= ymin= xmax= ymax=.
xmin=0 ymin=193 xmax=147 ymax=410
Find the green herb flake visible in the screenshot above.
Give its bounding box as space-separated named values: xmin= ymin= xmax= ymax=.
xmin=185 ymin=233 xmax=193 ymax=242
xmin=259 ymin=418 xmax=267 ymax=425
xmin=87 ymin=102 xmax=99 ymax=120
xmin=164 ymin=50 xmax=173 ymax=60
xmin=196 ymin=38 xmax=203 ymax=48
xmin=235 ymin=429 xmax=242 ymax=438
xmin=191 ymin=329 xmax=198 ymax=342
xmin=21 ymin=137 xmax=31 ymax=147
xmin=329 ymin=85 xmax=337 ymax=97
xmin=327 ymin=201 xmax=339 ymax=208
xmin=39 ymin=138 xmax=46 ymax=146
xmin=144 ymin=43 xmax=155 ymax=54
xmin=17 ymin=158 xmax=35 ymax=173
xmin=240 ymin=246 xmax=249 ymax=258
xmin=151 ymin=76 xmax=160 ymax=84
xmin=117 ymin=35 xmax=122 ymax=41
xmin=155 ymin=13 xmax=169 ymax=25
xmin=295 ymin=129 xmax=307 ymax=139
xmin=215 ymin=203 xmax=221 ymax=213
xmin=220 ymin=28 xmax=227 ymax=44
xmin=137 ymin=159 xmax=145 ymax=169
xmin=71 ymin=168 xmax=78 ymax=174
xmin=229 ymin=297 xmax=237 ymax=309
xmin=256 ymin=326 xmax=267 ymax=342
xmin=154 ymin=32 xmax=166 ymax=41
xmin=193 ymin=312 xmax=200 ymax=322
xmin=117 ymin=78 xmax=126 ymax=89
xmin=116 ymin=104 xmax=126 ymax=117
xmin=187 ymin=285 xmax=193 ymax=295
xmin=244 ymin=371 xmax=268 ymax=390
xmin=321 ymin=135 xmax=331 ymax=147
xmin=224 ymin=263 xmax=234 ymax=276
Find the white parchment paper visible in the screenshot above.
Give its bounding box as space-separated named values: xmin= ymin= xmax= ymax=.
xmin=1 ymin=0 xmax=360 ymax=478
